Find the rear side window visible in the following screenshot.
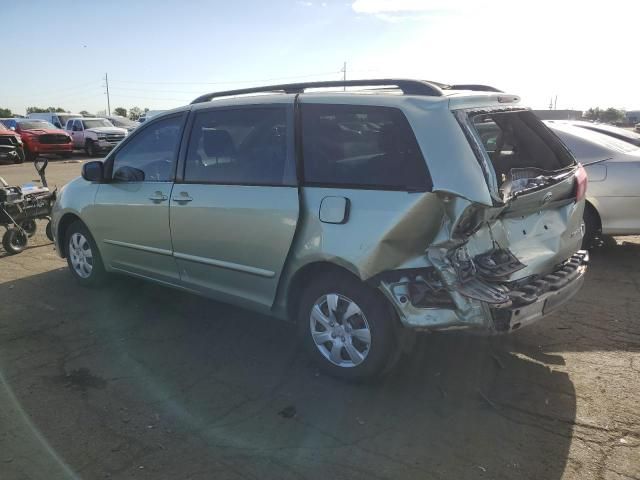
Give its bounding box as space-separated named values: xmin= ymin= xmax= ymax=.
xmin=184 ymin=107 xmax=294 ymax=186
xmin=301 ymin=104 xmax=432 ymax=191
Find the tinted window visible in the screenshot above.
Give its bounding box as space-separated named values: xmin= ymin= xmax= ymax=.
xmin=184 ymin=107 xmax=293 ymax=185
xmin=301 ymin=104 xmax=431 ymax=191
xmin=111 ymin=114 xmax=184 ymax=182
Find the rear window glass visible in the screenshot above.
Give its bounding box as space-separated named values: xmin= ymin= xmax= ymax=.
xmin=470 ymin=110 xmax=575 ymax=185
xmin=301 ymin=104 xmax=432 ymax=191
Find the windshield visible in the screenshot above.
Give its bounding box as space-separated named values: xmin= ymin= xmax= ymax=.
xmin=17 ymin=120 xmax=56 ymax=130
xmin=82 ymin=119 xmax=114 ymax=129
xmin=108 ymin=116 xmax=135 ymax=127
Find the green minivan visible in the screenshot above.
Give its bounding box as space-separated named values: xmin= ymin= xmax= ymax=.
xmin=52 ymin=79 xmax=588 ymax=379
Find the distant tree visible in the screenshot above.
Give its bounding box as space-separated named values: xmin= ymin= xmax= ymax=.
xmin=113 ymin=107 xmax=127 ymax=117
xmin=0 ymin=107 xmax=12 ymax=117
xmin=79 ymin=110 xmax=91 ymax=117
xmin=26 ymin=106 xmax=67 ymax=114
xmin=129 ymin=106 xmax=143 ymax=120
xmin=583 ymin=107 xmax=625 ymax=124
xmin=584 ymin=107 xmax=600 ymax=121
xmin=601 ymin=107 xmax=625 ymax=124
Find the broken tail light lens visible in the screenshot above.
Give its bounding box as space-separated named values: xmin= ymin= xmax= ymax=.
xmin=574 ymin=164 xmax=587 ymax=201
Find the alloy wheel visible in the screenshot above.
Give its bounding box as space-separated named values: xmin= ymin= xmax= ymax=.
xmin=309 ymin=293 xmax=372 ymax=368
xmin=68 ymin=232 xmax=93 ymax=279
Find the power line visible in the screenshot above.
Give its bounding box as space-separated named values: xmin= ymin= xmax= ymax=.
xmin=109 ymin=71 xmax=341 ymax=86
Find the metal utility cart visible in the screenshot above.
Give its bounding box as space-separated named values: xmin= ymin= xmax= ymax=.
xmin=0 ymin=158 xmax=56 ymax=254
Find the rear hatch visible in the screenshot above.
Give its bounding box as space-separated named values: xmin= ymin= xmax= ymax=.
xmin=446 ymin=108 xmax=586 ymax=281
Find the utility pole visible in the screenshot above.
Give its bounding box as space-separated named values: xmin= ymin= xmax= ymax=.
xmin=341 ymin=61 xmax=347 ymax=91
xmin=105 ymin=73 xmax=111 ymax=116
xmin=554 ymin=95 xmax=558 ymax=110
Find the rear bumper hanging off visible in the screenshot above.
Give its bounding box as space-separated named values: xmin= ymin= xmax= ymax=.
xmin=379 ymin=250 xmax=589 ymax=333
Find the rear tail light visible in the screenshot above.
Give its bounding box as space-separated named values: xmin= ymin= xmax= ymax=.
xmin=575 ymin=164 xmax=587 ymax=201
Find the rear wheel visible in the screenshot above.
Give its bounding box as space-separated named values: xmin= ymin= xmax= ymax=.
xmin=298 ymin=274 xmax=397 ymax=380
xmin=65 ymin=221 xmax=106 ymax=286
xmin=20 ymin=219 xmax=37 ymax=237
xmin=582 ymin=206 xmax=600 ymax=249
xmin=45 ymin=220 xmax=53 ymax=241
xmin=2 ymin=228 xmax=28 ymax=255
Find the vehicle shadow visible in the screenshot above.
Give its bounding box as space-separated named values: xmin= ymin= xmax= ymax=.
xmin=0 ymin=266 xmax=577 ymax=479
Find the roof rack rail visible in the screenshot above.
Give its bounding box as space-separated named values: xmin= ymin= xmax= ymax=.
xmin=190 ymin=79 xmax=444 ymax=104
xmin=447 ymin=84 xmax=503 ymax=93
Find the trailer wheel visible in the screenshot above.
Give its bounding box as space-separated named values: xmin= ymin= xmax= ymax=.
xmin=45 ymin=220 xmax=54 ymax=241
xmin=21 ymin=219 xmax=37 ymax=237
xmin=2 ymin=229 xmax=28 ymax=255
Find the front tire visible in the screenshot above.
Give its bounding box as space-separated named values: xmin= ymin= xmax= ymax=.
xmin=24 ymin=148 xmax=36 ymax=163
xmin=86 ymin=141 xmax=98 ymax=157
xmin=298 ymin=274 xmax=397 ymax=380
xmin=2 ymin=228 xmax=28 ymax=255
xmin=64 ymin=221 xmax=106 ymax=286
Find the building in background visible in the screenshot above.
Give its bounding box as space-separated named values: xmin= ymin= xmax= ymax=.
xmin=533 ymin=110 xmax=583 ymax=121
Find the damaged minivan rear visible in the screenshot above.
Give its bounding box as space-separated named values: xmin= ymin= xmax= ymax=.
xmin=52 ymin=79 xmax=588 ymax=380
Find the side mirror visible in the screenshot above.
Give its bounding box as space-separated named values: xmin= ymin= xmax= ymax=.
xmin=113 ymin=166 xmax=145 ymax=182
xmin=82 ymin=161 xmax=104 ymax=182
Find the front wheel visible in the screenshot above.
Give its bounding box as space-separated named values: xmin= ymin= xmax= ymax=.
xmin=24 ymin=148 xmax=36 ymax=163
xmin=65 ymin=221 xmax=106 ymax=286
xmin=86 ymin=141 xmax=98 ymax=157
xmin=2 ymin=228 xmax=28 ymax=255
xmin=298 ymin=274 xmax=397 ymax=380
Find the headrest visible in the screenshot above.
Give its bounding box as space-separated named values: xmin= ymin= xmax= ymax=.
xmin=202 ymin=129 xmax=235 ymax=157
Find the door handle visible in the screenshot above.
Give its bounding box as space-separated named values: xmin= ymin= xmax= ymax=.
xmin=149 ymin=192 xmax=168 ymax=202
xmin=172 ymin=192 xmax=193 ymax=203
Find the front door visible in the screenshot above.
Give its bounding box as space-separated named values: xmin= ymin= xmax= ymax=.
xmin=169 ymin=104 xmax=299 ymax=310
xmin=70 ymin=120 xmax=84 ymax=148
xmin=90 ymin=113 xmax=186 ymax=284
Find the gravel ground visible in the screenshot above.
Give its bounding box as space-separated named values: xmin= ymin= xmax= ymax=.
xmin=0 ymin=160 xmax=638 ymax=480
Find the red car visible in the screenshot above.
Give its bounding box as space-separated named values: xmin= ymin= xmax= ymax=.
xmin=0 ymin=121 xmax=25 ymax=163
xmin=13 ymin=119 xmax=73 ymax=161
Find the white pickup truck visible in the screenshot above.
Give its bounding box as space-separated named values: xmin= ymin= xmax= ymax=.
xmin=65 ymin=118 xmax=128 ymax=156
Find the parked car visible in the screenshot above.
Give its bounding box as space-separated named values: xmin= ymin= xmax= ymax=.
xmin=65 ymin=118 xmax=127 ymax=156
xmin=138 ymin=110 xmax=166 ymax=124
xmin=545 ymin=121 xmax=640 ymax=245
xmin=0 ymin=121 xmax=25 ymax=163
xmin=635 ymin=123 xmax=640 ymax=133
xmin=27 ymin=112 xmax=83 ymax=129
xmin=52 ymin=79 xmax=588 ymax=379
xmin=10 ymin=119 xmax=73 ymax=161
xmin=549 ymin=120 xmax=640 ymax=147
xmin=103 ymin=115 xmax=139 ymax=133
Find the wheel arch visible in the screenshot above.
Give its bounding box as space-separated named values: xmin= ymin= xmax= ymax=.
xmin=285 ymin=261 xmax=397 ymax=327
xmin=584 ymin=199 xmax=602 ymax=233
xmin=57 ymin=212 xmax=83 ymax=258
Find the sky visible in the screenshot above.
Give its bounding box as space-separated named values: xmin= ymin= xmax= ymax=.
xmin=2 ymin=0 xmax=639 ymax=116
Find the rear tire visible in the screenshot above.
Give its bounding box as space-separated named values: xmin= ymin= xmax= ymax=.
xmin=582 ymin=206 xmax=599 ymax=249
xmin=2 ymin=228 xmax=28 ymax=255
xmin=64 ymin=221 xmax=106 ymax=287
xmin=20 ymin=219 xmax=37 ymax=237
xmin=45 ymin=220 xmax=53 ymax=241
xmin=298 ymin=273 xmax=397 ymax=380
